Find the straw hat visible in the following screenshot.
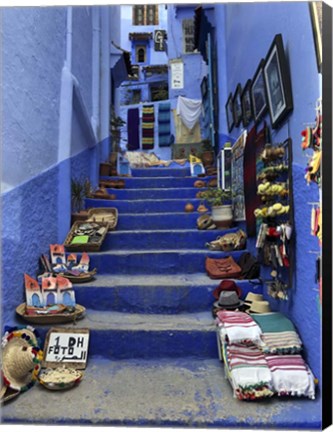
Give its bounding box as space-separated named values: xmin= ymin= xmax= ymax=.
xmin=1 ymin=327 xmax=43 ymax=392
xmin=197 ymin=214 xmax=216 ymax=230
xmin=244 ymin=292 xmax=264 ymax=306
xmin=249 ymin=300 xmax=271 ymax=314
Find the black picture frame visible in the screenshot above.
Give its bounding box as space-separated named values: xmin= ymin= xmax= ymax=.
xmin=241 ymin=79 xmax=253 ymax=127
xmin=263 ymin=33 xmax=293 ymax=129
xmin=250 ymin=59 xmax=268 ymax=124
xmin=225 ymin=93 xmax=234 ymax=133
xmin=233 ymin=84 xmax=243 ymax=128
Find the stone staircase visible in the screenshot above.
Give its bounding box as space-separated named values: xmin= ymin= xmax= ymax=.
xmin=1 ymin=165 xmax=321 ymax=429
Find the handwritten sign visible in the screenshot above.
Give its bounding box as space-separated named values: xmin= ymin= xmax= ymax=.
xmin=170 ymin=60 xmax=184 ymax=89
xmin=43 ymin=328 xmax=90 ymax=369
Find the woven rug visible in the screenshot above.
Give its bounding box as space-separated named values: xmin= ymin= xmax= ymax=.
xmin=142 ymin=105 xmax=155 ymax=150
xmin=127 ymin=108 xmax=140 ymax=150
xmin=158 ymin=102 xmax=171 ymax=147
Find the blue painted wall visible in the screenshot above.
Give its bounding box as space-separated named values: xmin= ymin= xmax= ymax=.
xmin=218 ymin=2 xmax=322 ymax=383
xmin=1 ymin=7 xmax=67 ymax=192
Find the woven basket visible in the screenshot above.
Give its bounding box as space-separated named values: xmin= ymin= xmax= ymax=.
xmin=64 ymin=221 xmax=109 ymax=251
xmin=86 ymin=208 xmax=118 ymax=231
xmin=16 ymin=303 xmax=86 ymax=324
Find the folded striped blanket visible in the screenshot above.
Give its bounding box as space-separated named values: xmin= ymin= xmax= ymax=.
xmin=251 ymin=313 xmax=302 ymax=354
xmin=216 ymin=310 xmax=264 ymax=347
xmin=265 ymin=354 xmax=315 ymax=399
xmin=225 ymin=343 xmax=274 ymax=400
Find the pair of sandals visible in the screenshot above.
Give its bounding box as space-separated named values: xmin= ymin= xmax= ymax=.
xmin=197 ymin=214 xmax=216 ymax=230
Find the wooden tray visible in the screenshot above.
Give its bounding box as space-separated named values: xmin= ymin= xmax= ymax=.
xmin=64 ymin=221 xmax=109 ymax=252
xmin=87 ymin=208 xmax=118 ymax=231
xmin=16 ymin=303 xmax=86 ymax=324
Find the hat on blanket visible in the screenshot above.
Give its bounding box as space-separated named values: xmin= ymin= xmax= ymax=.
xmin=213 ymin=290 xmax=244 ymax=310
xmin=212 ymin=280 xmax=242 ymax=300
xmin=1 ymin=327 xmax=43 ymax=392
xmin=244 ymin=292 xmax=264 ymax=306
xmin=249 ymin=300 xmax=271 ymax=314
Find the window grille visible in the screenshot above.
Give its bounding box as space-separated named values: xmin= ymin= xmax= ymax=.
xmin=133 ymin=5 xmax=158 ymax=25
xmin=136 ymin=46 xmax=146 ymax=63
xmin=182 ymin=19 xmax=195 ymax=53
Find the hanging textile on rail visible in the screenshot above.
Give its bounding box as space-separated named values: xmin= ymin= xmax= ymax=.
xmin=158 ymin=102 xmax=171 ymax=147
xmin=176 ymin=96 xmax=202 ymax=131
xmin=127 ymin=108 xmax=140 ymax=150
xmin=142 ymin=105 xmax=155 ymax=150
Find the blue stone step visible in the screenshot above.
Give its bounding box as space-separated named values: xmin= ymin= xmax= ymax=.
xmin=100 ymin=175 xmax=215 ymax=189
xmin=85 ymin=198 xmax=203 ymax=213
xmin=75 ymin=274 xmax=263 ymax=313
xmin=131 ymin=167 xmax=191 ymax=177
xmin=87 ymin=249 xmax=247 ymax=275
xmin=1 ymin=356 xmax=321 ymax=428
xmin=115 ymin=212 xmax=230 ymax=230
xmin=103 ymin=228 xmax=239 ymax=250
xmin=28 ymin=310 xmax=218 ymax=359
xmin=104 ymin=187 xmax=208 ymax=200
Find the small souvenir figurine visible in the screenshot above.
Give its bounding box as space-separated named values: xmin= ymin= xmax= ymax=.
xmin=72 ymin=252 xmax=90 ymax=273
xmin=50 ymin=245 xmax=66 ymax=265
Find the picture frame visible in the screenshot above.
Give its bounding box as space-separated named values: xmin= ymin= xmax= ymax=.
xmin=309 ymin=2 xmax=322 ymax=73
xmin=263 ymin=33 xmax=293 ymax=129
xmin=225 ymin=93 xmax=234 ymax=133
xmin=241 ymin=79 xmax=253 ymax=127
xmin=233 ymin=84 xmax=243 ymax=128
xmin=250 ymin=59 xmax=268 ymax=124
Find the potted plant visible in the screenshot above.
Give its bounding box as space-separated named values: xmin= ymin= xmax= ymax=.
xmin=199 ymin=187 xmax=233 ymax=228
xmin=200 ymin=139 xmax=215 ymax=167
xmin=71 ymin=177 xmax=94 ymax=224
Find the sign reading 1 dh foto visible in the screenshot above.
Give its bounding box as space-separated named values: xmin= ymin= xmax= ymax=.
xmin=43 ymin=327 xmax=90 ymax=370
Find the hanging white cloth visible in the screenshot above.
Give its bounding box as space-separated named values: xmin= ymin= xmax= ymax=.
xmin=176 ymin=96 xmax=202 ymax=131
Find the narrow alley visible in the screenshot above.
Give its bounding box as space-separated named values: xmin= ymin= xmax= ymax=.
xmin=1 ymin=2 xmax=331 ymax=430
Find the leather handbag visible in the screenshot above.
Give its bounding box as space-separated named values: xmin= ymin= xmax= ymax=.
xmin=205 ymin=256 xmax=242 ymax=279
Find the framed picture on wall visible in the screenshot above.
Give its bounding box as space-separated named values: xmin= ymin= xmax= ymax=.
xmin=225 ymin=93 xmax=234 ymax=133
xmin=250 ymin=59 xmax=268 ymax=124
xmin=264 ymin=34 xmax=293 ymax=129
xmin=233 ymin=84 xmax=243 ymax=128
xmin=241 ymin=79 xmax=253 ymax=127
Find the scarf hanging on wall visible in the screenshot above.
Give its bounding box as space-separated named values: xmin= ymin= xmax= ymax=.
xmin=142 ymin=105 xmax=155 ymax=150
xmin=158 ymin=102 xmax=171 ymax=147
xmin=127 ymin=108 xmax=140 ymax=150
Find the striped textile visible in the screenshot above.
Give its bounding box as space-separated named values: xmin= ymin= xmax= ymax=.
xmin=216 ymin=310 xmax=263 ymax=346
xmin=265 ymin=354 xmax=316 ymax=399
xmin=225 ymin=343 xmax=274 ymax=400
xmin=142 ymin=105 xmax=155 ymax=150
xmin=227 ymin=344 xmax=268 ymax=369
xmin=261 ymin=331 xmax=302 ymax=354
xmin=251 ymin=313 xmax=302 ymax=354
xmin=158 ymin=102 xmax=171 ymax=147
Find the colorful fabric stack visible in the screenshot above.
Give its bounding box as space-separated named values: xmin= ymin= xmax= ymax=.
xmin=216 ymin=310 xmax=316 ymax=401
xmin=265 ymin=354 xmax=316 ymax=399
xmin=251 ymin=312 xmax=302 ymax=354
xmin=216 ymin=310 xmax=264 ymax=347
xmin=158 ymin=102 xmax=171 ymax=147
xmin=142 ymin=105 xmax=155 ymax=150
xmin=224 ymin=343 xmax=274 ymax=400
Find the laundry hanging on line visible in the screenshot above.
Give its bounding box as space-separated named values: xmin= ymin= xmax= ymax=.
xmin=176 ymin=95 xmax=203 ymax=131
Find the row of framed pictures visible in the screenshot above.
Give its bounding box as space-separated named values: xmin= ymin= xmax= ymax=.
xmin=225 ymin=33 xmax=293 ymax=133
